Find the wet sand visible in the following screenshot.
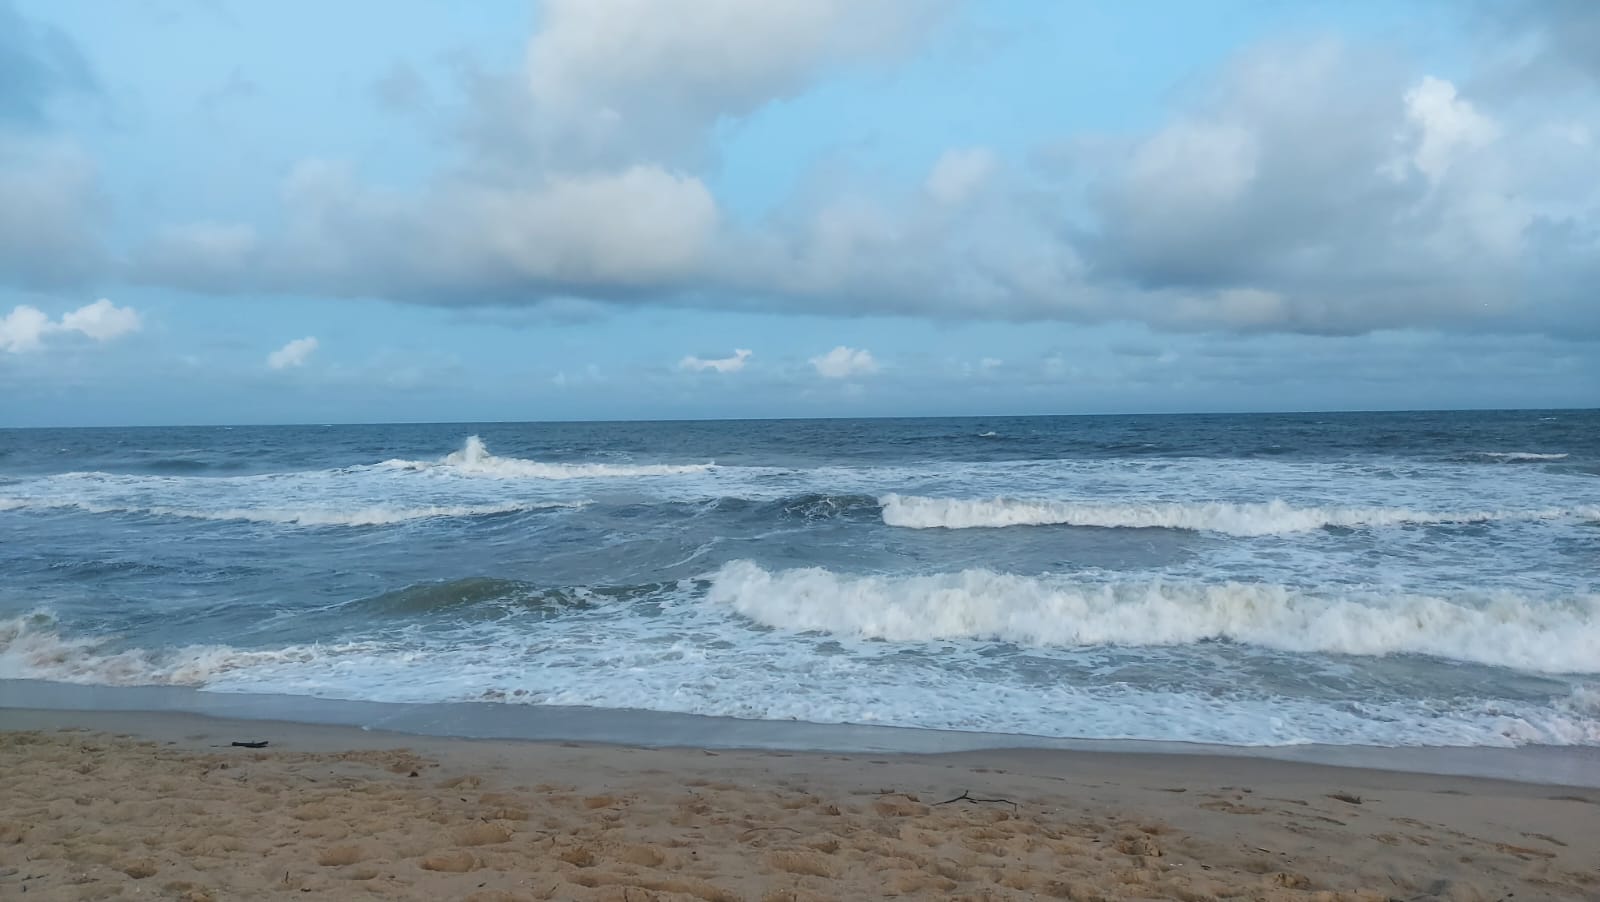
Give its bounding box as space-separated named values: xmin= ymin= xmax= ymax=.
xmin=2 ymin=709 xmax=1596 ymax=901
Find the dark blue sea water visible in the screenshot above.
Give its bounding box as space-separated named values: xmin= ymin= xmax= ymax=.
xmin=2 ymin=410 xmax=1597 ymax=747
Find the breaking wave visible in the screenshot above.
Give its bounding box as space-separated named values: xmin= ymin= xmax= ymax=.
xmin=1475 ymin=452 xmax=1569 ymax=462
xmin=383 ymin=436 xmax=714 ymax=479
xmin=0 ymin=613 xmax=379 ymax=687
xmin=878 ymin=494 xmax=1596 ymax=536
xmin=705 ymin=561 xmax=1600 ymax=674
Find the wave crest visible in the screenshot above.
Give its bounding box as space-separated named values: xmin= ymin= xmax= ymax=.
xmin=385 ymin=436 xmax=713 ymax=479
xmin=878 ymin=494 xmax=1593 ymax=536
xmin=0 ymin=613 xmax=376 ymax=687
xmin=705 ymin=561 xmax=1600 ymax=674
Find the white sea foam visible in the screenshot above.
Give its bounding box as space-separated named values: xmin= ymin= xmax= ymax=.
xmin=1476 ymin=452 xmax=1569 ymax=461
xmin=705 ymin=561 xmax=1600 ymax=674
xmin=0 ymin=614 xmax=378 ymax=686
xmin=6 ymin=610 xmax=1596 ymax=748
xmin=878 ymin=493 xmax=1594 ymax=536
xmin=0 ymin=497 xmax=577 ymax=526
xmin=384 ymin=436 xmax=713 ymax=479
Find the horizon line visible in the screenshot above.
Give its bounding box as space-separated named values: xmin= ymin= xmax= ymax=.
xmin=3 ymin=405 xmax=1594 ymax=431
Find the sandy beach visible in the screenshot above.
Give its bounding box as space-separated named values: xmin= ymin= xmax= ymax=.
xmin=1 ymin=710 xmax=1595 ymax=901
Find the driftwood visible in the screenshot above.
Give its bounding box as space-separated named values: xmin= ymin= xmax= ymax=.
xmin=934 ymin=790 xmax=1018 ymax=811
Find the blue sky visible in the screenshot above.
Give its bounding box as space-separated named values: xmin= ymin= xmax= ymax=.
xmin=1 ymin=0 xmax=1596 ymax=426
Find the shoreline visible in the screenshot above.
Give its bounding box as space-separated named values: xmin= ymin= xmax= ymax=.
xmin=4 ymin=706 xmax=1597 ymax=900
xmin=5 ymin=678 xmax=1598 ymax=788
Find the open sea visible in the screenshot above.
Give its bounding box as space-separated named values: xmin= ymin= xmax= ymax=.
xmin=2 ymin=410 xmax=1597 ymax=749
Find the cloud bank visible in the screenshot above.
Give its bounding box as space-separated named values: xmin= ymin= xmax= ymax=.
xmin=5 ymin=0 xmax=1599 ymax=339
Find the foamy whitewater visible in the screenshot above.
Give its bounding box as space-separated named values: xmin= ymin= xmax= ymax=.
xmin=2 ymin=412 xmax=1597 ymax=748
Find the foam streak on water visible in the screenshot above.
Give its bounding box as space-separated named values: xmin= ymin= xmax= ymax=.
xmin=878 ymin=493 xmax=1595 ymax=535
xmin=1 ymin=413 xmax=1597 ymax=749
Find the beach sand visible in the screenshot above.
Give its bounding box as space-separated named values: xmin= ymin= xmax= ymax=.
xmin=1 ymin=710 xmax=1595 ymax=901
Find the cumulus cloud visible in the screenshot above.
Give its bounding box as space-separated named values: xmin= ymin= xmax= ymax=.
xmin=0 ymin=298 xmax=139 ymax=352
xmin=680 ymin=348 xmax=752 ymax=373
xmin=59 ymin=298 xmax=140 ymax=341
xmin=267 ymin=336 xmax=318 ymax=369
xmin=810 ymin=345 xmax=878 ymax=378
xmin=521 ymin=0 xmax=947 ymax=164
xmin=1400 ymin=76 xmax=1498 ymax=182
xmin=0 ymin=305 xmax=50 ymax=352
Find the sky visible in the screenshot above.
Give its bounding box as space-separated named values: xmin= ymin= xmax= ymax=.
xmin=1 ymin=0 xmax=1597 ymax=426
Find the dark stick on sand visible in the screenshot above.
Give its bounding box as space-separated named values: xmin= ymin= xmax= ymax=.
xmin=935 ymin=790 xmax=1018 ymax=811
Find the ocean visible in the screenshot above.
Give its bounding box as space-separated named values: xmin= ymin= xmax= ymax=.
xmin=2 ymin=410 xmax=1597 ymax=749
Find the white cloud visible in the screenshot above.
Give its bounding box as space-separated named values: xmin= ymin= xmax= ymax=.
xmin=1402 ymin=76 xmax=1499 ymax=182
xmin=524 ymin=0 xmax=945 ymax=162
xmin=925 ymin=147 xmax=996 ymax=205
xmin=450 ymin=166 xmax=718 ymax=285
xmin=1 ymin=299 xmax=141 ymax=353
xmin=59 ymin=298 xmax=142 ymax=341
xmin=810 ymin=345 xmax=878 ymax=378
xmin=679 ymin=348 xmax=752 ymax=373
xmin=0 ymin=305 xmax=52 ymax=353
xmin=267 ymin=336 xmax=319 ymax=369
xmin=1125 ymin=119 xmax=1259 ymax=213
